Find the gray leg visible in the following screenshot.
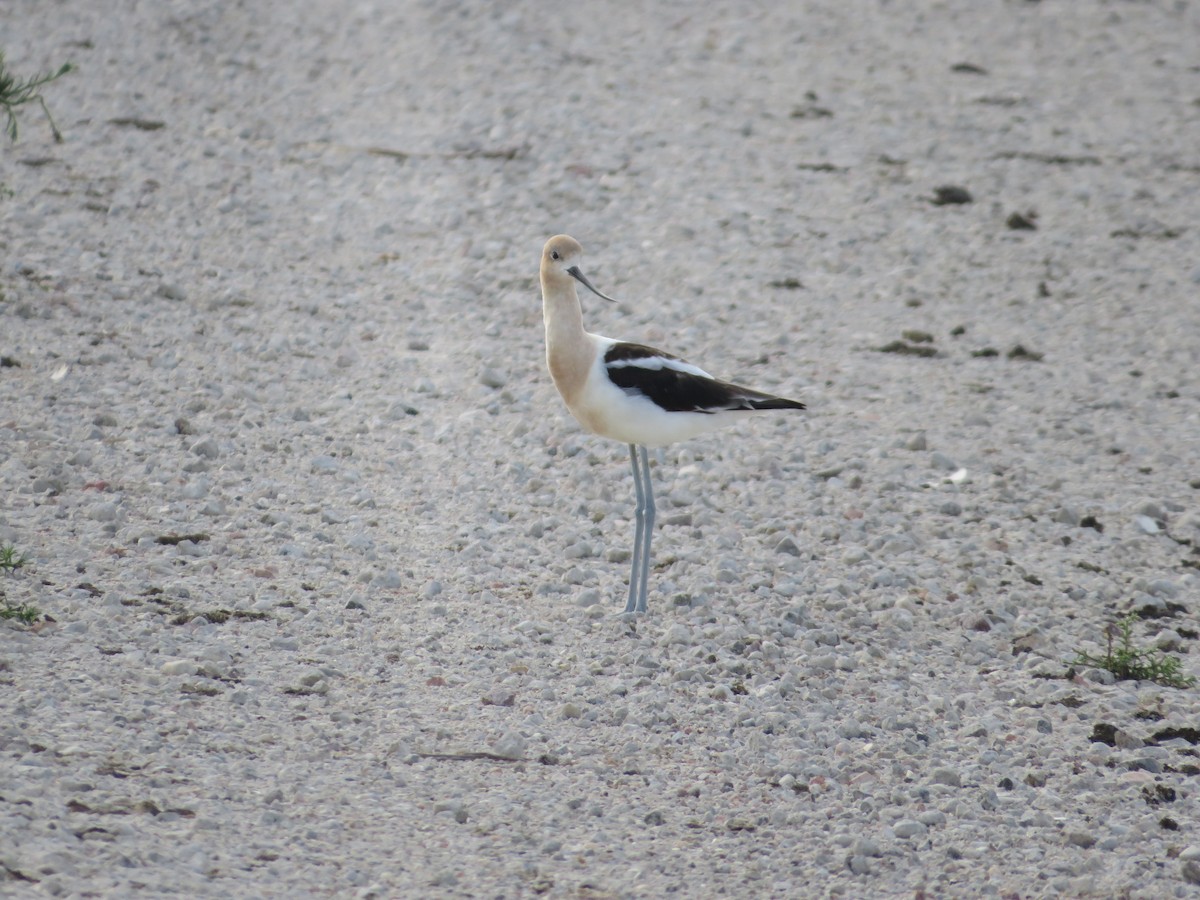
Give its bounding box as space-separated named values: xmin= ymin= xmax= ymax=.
xmin=624 ymin=444 xmax=646 ymax=613
xmin=634 ymin=444 xmax=655 ymax=613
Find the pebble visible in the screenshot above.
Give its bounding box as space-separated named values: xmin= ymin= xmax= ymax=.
xmin=1184 ymin=861 xmax=1200 ymax=886
xmin=190 ymin=437 xmax=220 ymax=459
xmin=490 ymin=731 xmax=527 ymax=760
xmin=479 ymin=367 xmax=507 ymax=389
xmin=893 ymin=820 xmax=928 ymax=839
xmin=932 ymin=768 xmax=962 ymax=788
xmin=161 ymin=659 xmax=198 ymax=676
xmin=930 ymin=451 xmax=958 ymax=471
xmin=1134 ymin=515 xmax=1160 ymax=534
xmin=775 ymin=536 xmax=803 ymax=556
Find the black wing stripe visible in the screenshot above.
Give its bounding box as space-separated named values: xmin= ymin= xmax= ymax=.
xmin=604 ymin=346 xmax=805 ymax=414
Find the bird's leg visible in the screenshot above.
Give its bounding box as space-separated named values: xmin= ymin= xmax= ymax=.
xmin=635 ymin=444 xmax=655 ymax=613
xmin=624 ymin=443 xmax=646 ymax=614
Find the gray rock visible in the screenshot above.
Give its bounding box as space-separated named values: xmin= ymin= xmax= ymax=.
xmin=374 ymin=570 xmax=403 ymax=589
xmin=1184 ymin=861 xmax=1200 ymax=886
xmin=932 ymin=768 xmax=962 ymax=788
xmin=930 ymin=451 xmax=958 ymax=471
xmin=490 ymin=731 xmax=527 ymax=760
xmin=1134 ymin=515 xmax=1160 ymax=534
xmin=479 ymin=367 xmax=507 ymax=388
xmin=893 ymin=819 xmax=928 ymax=839
xmin=775 ymin=536 xmax=803 ymax=556
xmin=191 ymin=437 xmax=219 ymax=459
xmin=1052 ymin=507 xmax=1081 ymax=526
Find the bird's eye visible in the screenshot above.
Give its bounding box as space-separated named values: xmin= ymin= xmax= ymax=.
xmin=551 ymin=250 xmax=560 ymax=260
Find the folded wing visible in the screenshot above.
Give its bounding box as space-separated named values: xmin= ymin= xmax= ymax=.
xmin=604 ymin=342 xmax=805 ymax=414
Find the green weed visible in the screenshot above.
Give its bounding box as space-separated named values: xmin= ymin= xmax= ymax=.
xmin=1072 ymin=613 xmax=1196 ymax=689
xmin=0 ymin=49 xmax=75 ymax=142
xmin=0 ymin=543 xmax=38 ymax=624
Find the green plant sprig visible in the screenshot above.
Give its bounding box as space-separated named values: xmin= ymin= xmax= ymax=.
xmin=0 ymin=543 xmax=38 ymax=624
xmin=1072 ymin=613 xmax=1196 ymax=689
xmin=0 ymin=600 xmax=39 ymax=624
xmin=0 ymin=50 xmax=75 ymax=143
xmin=0 ymin=543 xmax=29 ymax=573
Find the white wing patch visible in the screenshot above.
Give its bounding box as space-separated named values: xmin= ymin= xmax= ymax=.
xmin=605 ymin=352 xmax=714 ymax=381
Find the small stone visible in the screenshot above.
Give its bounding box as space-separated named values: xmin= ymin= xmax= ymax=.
xmin=932 ymin=768 xmax=962 ymax=787
xmin=940 ymin=500 xmax=962 ymax=516
xmin=931 ymin=185 xmax=973 ymax=205
xmin=479 ymin=367 xmax=507 ymax=389
xmin=1052 ymin=507 xmax=1081 ymax=526
xmin=853 ymin=837 xmax=882 ymax=857
xmin=1183 ymin=861 xmax=1200 ymax=886
xmin=1007 ymin=344 xmax=1043 ymax=361
xmin=311 ymin=455 xmax=339 ymax=473
xmin=181 ymin=478 xmax=209 ymax=499
xmin=1006 ymin=211 xmax=1038 ymax=230
xmin=1136 ymin=595 xmax=1167 ymax=618
xmin=482 ymin=688 xmax=516 ymax=707
xmin=905 ymin=432 xmax=927 ymax=451
xmin=374 ymin=570 xmax=403 ymax=589
xmin=930 ymin=451 xmax=957 ymax=471
xmin=157 ymin=282 xmax=186 ymax=301
xmin=841 ymin=547 xmax=869 ymax=565
xmin=161 ymin=659 xmax=198 ymax=676
xmin=561 ymin=702 xmax=583 ymax=719
xmin=1155 ymin=629 xmax=1184 ymax=652
xmin=1067 ymin=831 xmax=1097 ymax=849
xmin=1134 ymin=515 xmax=1160 ymax=535
xmin=775 ymin=536 xmax=802 ymax=556
xmin=90 ymin=502 xmax=121 ymax=522
xmin=298 ymin=669 xmax=326 ymax=687
xmin=490 ymin=731 xmax=527 ymax=760
xmin=893 ymin=819 xmax=928 ymax=839
xmin=1136 ymin=500 xmax=1165 ymax=521
xmin=848 ymin=855 xmax=873 ymax=875
xmin=190 ymin=437 xmax=219 ymax=459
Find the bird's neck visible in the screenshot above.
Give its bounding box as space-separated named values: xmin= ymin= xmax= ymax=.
xmin=542 ymin=285 xmax=594 ymax=404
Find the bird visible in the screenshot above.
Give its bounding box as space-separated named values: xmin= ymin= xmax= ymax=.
xmin=539 ymin=234 xmax=806 ymax=614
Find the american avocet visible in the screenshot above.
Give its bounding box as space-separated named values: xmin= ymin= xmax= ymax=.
xmin=540 ymin=234 xmax=806 ymax=614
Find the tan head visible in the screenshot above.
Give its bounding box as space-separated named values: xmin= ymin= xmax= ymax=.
xmin=540 ymin=235 xmax=617 ymax=302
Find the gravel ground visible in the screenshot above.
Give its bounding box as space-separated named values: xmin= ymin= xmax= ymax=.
xmin=3 ymin=1 xmax=1200 ymax=897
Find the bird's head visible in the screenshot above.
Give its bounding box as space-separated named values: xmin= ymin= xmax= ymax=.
xmin=540 ymin=235 xmax=617 ymax=302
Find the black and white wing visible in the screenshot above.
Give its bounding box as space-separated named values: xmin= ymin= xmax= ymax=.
xmin=603 ymin=342 xmax=805 ymax=414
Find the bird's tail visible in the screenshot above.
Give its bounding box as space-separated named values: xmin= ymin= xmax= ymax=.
xmin=745 ymin=396 xmax=806 ymax=411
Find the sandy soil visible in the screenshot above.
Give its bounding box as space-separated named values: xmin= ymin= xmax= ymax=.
xmin=3 ymin=1 xmax=1200 ymax=896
